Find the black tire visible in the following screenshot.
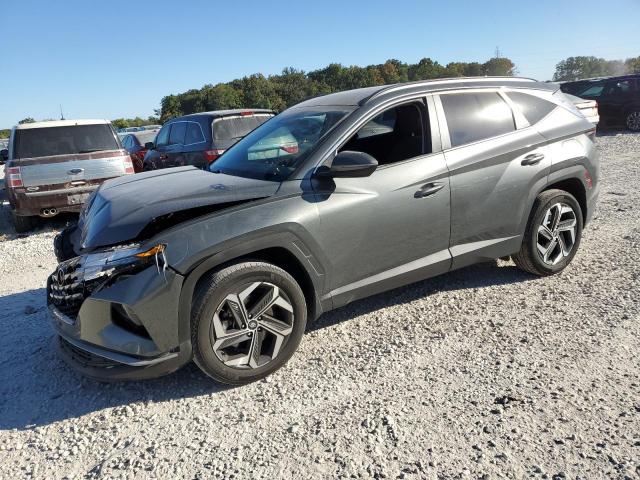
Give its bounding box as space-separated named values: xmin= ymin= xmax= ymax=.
xmin=11 ymin=211 xmax=36 ymax=233
xmin=513 ymin=189 xmax=583 ymax=276
xmin=191 ymin=261 xmax=307 ymax=385
xmin=625 ymin=109 xmax=640 ymax=132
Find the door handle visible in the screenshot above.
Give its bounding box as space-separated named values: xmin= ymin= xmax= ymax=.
xmin=521 ymin=153 xmax=544 ymax=166
xmin=414 ymin=182 xmax=444 ymax=198
xmin=68 ymin=168 xmax=84 ymax=175
xmin=159 ymin=154 xmax=168 ymax=160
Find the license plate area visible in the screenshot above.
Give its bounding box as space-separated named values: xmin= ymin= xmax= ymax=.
xmin=68 ymin=193 xmax=90 ymax=205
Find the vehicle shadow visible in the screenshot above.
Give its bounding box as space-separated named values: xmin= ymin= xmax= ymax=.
xmin=309 ymin=260 xmax=534 ymax=332
xmin=0 ymin=201 xmax=77 ymax=240
xmin=0 ymin=261 xmax=534 ymax=431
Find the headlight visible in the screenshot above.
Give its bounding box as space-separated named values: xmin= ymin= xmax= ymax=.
xmin=83 ymin=244 xmax=166 ymax=282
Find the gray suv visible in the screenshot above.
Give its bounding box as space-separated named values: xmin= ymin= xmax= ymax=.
xmin=49 ymin=77 xmax=599 ymax=384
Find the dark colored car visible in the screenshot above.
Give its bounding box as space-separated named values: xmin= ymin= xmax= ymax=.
xmin=121 ymin=130 xmax=159 ymax=172
xmin=142 ymin=109 xmax=274 ymax=171
xmin=49 ymin=77 xmax=599 ymax=385
xmin=559 ymin=74 xmax=640 ymax=131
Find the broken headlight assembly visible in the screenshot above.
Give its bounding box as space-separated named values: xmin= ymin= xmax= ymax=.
xmin=83 ymin=244 xmax=167 ymax=282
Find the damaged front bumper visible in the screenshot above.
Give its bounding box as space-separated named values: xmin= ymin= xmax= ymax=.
xmin=47 ymin=249 xmax=192 ymax=381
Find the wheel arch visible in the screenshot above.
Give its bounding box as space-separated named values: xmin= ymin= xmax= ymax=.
xmin=176 ymin=238 xmax=326 ymax=348
xmin=542 ymin=177 xmax=587 ymax=224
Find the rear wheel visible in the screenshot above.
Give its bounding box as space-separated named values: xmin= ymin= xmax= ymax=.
xmin=191 ymin=261 xmax=307 ymax=385
xmin=513 ymin=189 xmax=583 ymax=276
xmin=11 ymin=210 xmax=36 ymax=233
xmin=626 ymin=110 xmax=640 ymax=132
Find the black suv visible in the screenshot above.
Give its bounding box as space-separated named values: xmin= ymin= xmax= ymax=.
xmin=560 ymin=74 xmax=640 ymax=131
xmin=143 ymin=109 xmax=274 ymax=170
xmin=49 ymin=78 xmax=599 ymax=385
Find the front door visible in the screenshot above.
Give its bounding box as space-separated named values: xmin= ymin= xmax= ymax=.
xmin=313 ymin=99 xmax=451 ymax=308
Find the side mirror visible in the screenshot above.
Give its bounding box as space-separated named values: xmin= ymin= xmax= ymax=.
xmin=144 ymin=142 xmax=155 ymax=150
xmin=315 ymin=151 xmax=378 ymax=178
xmin=0 ymin=149 xmax=8 ymax=161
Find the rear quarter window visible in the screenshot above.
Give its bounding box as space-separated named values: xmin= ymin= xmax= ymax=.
xmin=507 ymin=92 xmax=557 ymax=125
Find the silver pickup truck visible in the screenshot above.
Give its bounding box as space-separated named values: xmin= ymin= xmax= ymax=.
xmin=1 ymin=119 xmax=135 ymax=232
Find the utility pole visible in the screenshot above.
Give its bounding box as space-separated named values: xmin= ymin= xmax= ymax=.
xmin=60 ymin=105 xmax=65 ymax=120
xmin=495 ymin=46 xmax=501 ymax=59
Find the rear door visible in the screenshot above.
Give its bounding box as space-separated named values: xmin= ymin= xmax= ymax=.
xmin=181 ymin=121 xmax=209 ymax=169
xmin=599 ymin=79 xmax=637 ymax=124
xmin=13 ymin=124 xmax=130 ymax=202
xmin=435 ymin=90 xmax=552 ymax=268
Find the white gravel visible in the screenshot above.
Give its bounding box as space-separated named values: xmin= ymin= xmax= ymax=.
xmin=0 ymin=132 xmax=639 ymax=480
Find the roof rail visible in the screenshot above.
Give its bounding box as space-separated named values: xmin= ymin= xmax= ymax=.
xmin=362 ymin=76 xmax=538 ymax=105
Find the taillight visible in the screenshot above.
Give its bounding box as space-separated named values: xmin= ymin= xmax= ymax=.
xmin=7 ymin=166 xmax=23 ymax=188
xmin=134 ymin=149 xmax=147 ymax=161
xmin=280 ymin=144 xmax=299 ymax=154
xmin=240 ymin=111 xmax=253 ymax=116
xmin=204 ymin=149 xmax=225 ymax=163
xmin=123 ymin=157 xmax=135 ymax=174
xmin=584 ymin=169 xmax=593 ymax=189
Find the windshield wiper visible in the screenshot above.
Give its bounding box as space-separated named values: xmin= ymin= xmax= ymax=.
xmin=78 ymin=149 xmax=105 ymax=153
xmin=210 ymin=169 xmax=225 ymax=174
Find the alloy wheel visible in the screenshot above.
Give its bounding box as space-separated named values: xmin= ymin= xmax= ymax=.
xmin=210 ymin=282 xmax=294 ymax=369
xmin=536 ymin=202 xmax=577 ymax=266
xmin=627 ymin=111 xmax=640 ymax=131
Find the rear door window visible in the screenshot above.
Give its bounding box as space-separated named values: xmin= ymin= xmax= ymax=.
xmin=440 ymin=92 xmax=515 ymax=147
xmin=507 ymin=92 xmax=557 ymax=125
xmin=578 ymin=84 xmax=604 ymax=97
xmin=13 ymin=124 xmax=119 ymax=159
xmin=168 ymin=122 xmax=186 ymax=145
xmin=185 ymin=122 xmax=205 ymax=144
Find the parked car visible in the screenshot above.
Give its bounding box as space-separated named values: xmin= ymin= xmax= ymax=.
xmin=559 ymin=74 xmax=640 ymax=131
xmin=121 ymin=130 xmax=159 ymax=172
xmin=0 ymin=139 xmax=8 ymax=164
xmin=564 ymin=93 xmax=599 ymax=125
xmin=143 ymin=109 xmax=274 ymax=171
xmin=142 ymin=124 xmax=162 ymax=131
xmin=2 ymin=119 xmax=134 ymax=232
xmin=49 ymin=78 xmax=599 ymax=384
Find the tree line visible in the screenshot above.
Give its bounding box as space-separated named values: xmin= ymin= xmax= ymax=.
xmin=157 ymin=56 xmax=516 ymax=122
xmin=553 ymin=55 xmax=640 ymax=81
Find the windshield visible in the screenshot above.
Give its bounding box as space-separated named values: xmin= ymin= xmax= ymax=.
xmin=14 ymin=124 xmax=119 ymax=158
xmin=209 ymin=107 xmax=353 ymax=181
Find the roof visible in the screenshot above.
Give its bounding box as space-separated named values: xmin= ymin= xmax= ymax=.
xmin=14 ymin=119 xmax=110 ymax=130
xmin=181 ymin=109 xmax=275 ymax=119
xmin=561 ymin=73 xmax=640 ymax=84
xmin=293 ymin=77 xmax=552 ymax=108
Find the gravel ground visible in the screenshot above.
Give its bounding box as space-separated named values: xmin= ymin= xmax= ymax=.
xmin=0 ymin=132 xmax=638 ymax=480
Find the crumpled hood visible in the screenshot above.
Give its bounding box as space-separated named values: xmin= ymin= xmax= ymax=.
xmin=78 ymin=166 xmax=280 ymax=249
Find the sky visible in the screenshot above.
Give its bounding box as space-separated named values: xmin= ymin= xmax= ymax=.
xmin=1 ymin=0 xmax=639 ymax=127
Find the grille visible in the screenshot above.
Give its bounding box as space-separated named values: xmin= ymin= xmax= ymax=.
xmin=48 ymin=257 xmax=85 ymax=319
xmin=59 ymin=337 xmax=119 ymax=369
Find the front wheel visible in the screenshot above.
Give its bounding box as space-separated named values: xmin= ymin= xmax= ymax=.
xmin=626 ymin=110 xmax=640 ymax=132
xmin=513 ymin=189 xmax=583 ymax=276
xmin=191 ymin=261 xmax=307 ymax=385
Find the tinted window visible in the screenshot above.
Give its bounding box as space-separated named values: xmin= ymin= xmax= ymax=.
xmin=341 ymin=102 xmax=427 ymax=165
xmin=441 ymin=92 xmax=515 ymax=147
xmin=213 ymin=114 xmax=273 ymax=141
xmin=155 ymin=125 xmax=170 ymax=147
xmin=13 ymin=124 xmax=119 ymax=159
xmin=209 ymin=108 xmax=351 ymax=181
xmin=578 ymin=84 xmax=604 ymax=97
xmin=169 ymin=122 xmax=186 ymax=145
xmin=507 ymin=92 xmax=557 ymax=125
xmin=185 ymin=122 xmax=205 ymax=144
xmin=604 ymin=79 xmax=634 ymax=96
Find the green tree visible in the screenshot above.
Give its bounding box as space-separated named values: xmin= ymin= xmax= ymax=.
xmin=18 ymin=117 xmax=36 ymax=124
xmin=482 ymin=57 xmax=516 ymax=76
xmin=624 ymin=56 xmax=640 ymax=74
xmin=408 ymin=58 xmax=445 ymax=80
xmin=159 ymin=95 xmax=182 ymax=123
xmin=553 ymin=56 xmax=611 ymax=81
